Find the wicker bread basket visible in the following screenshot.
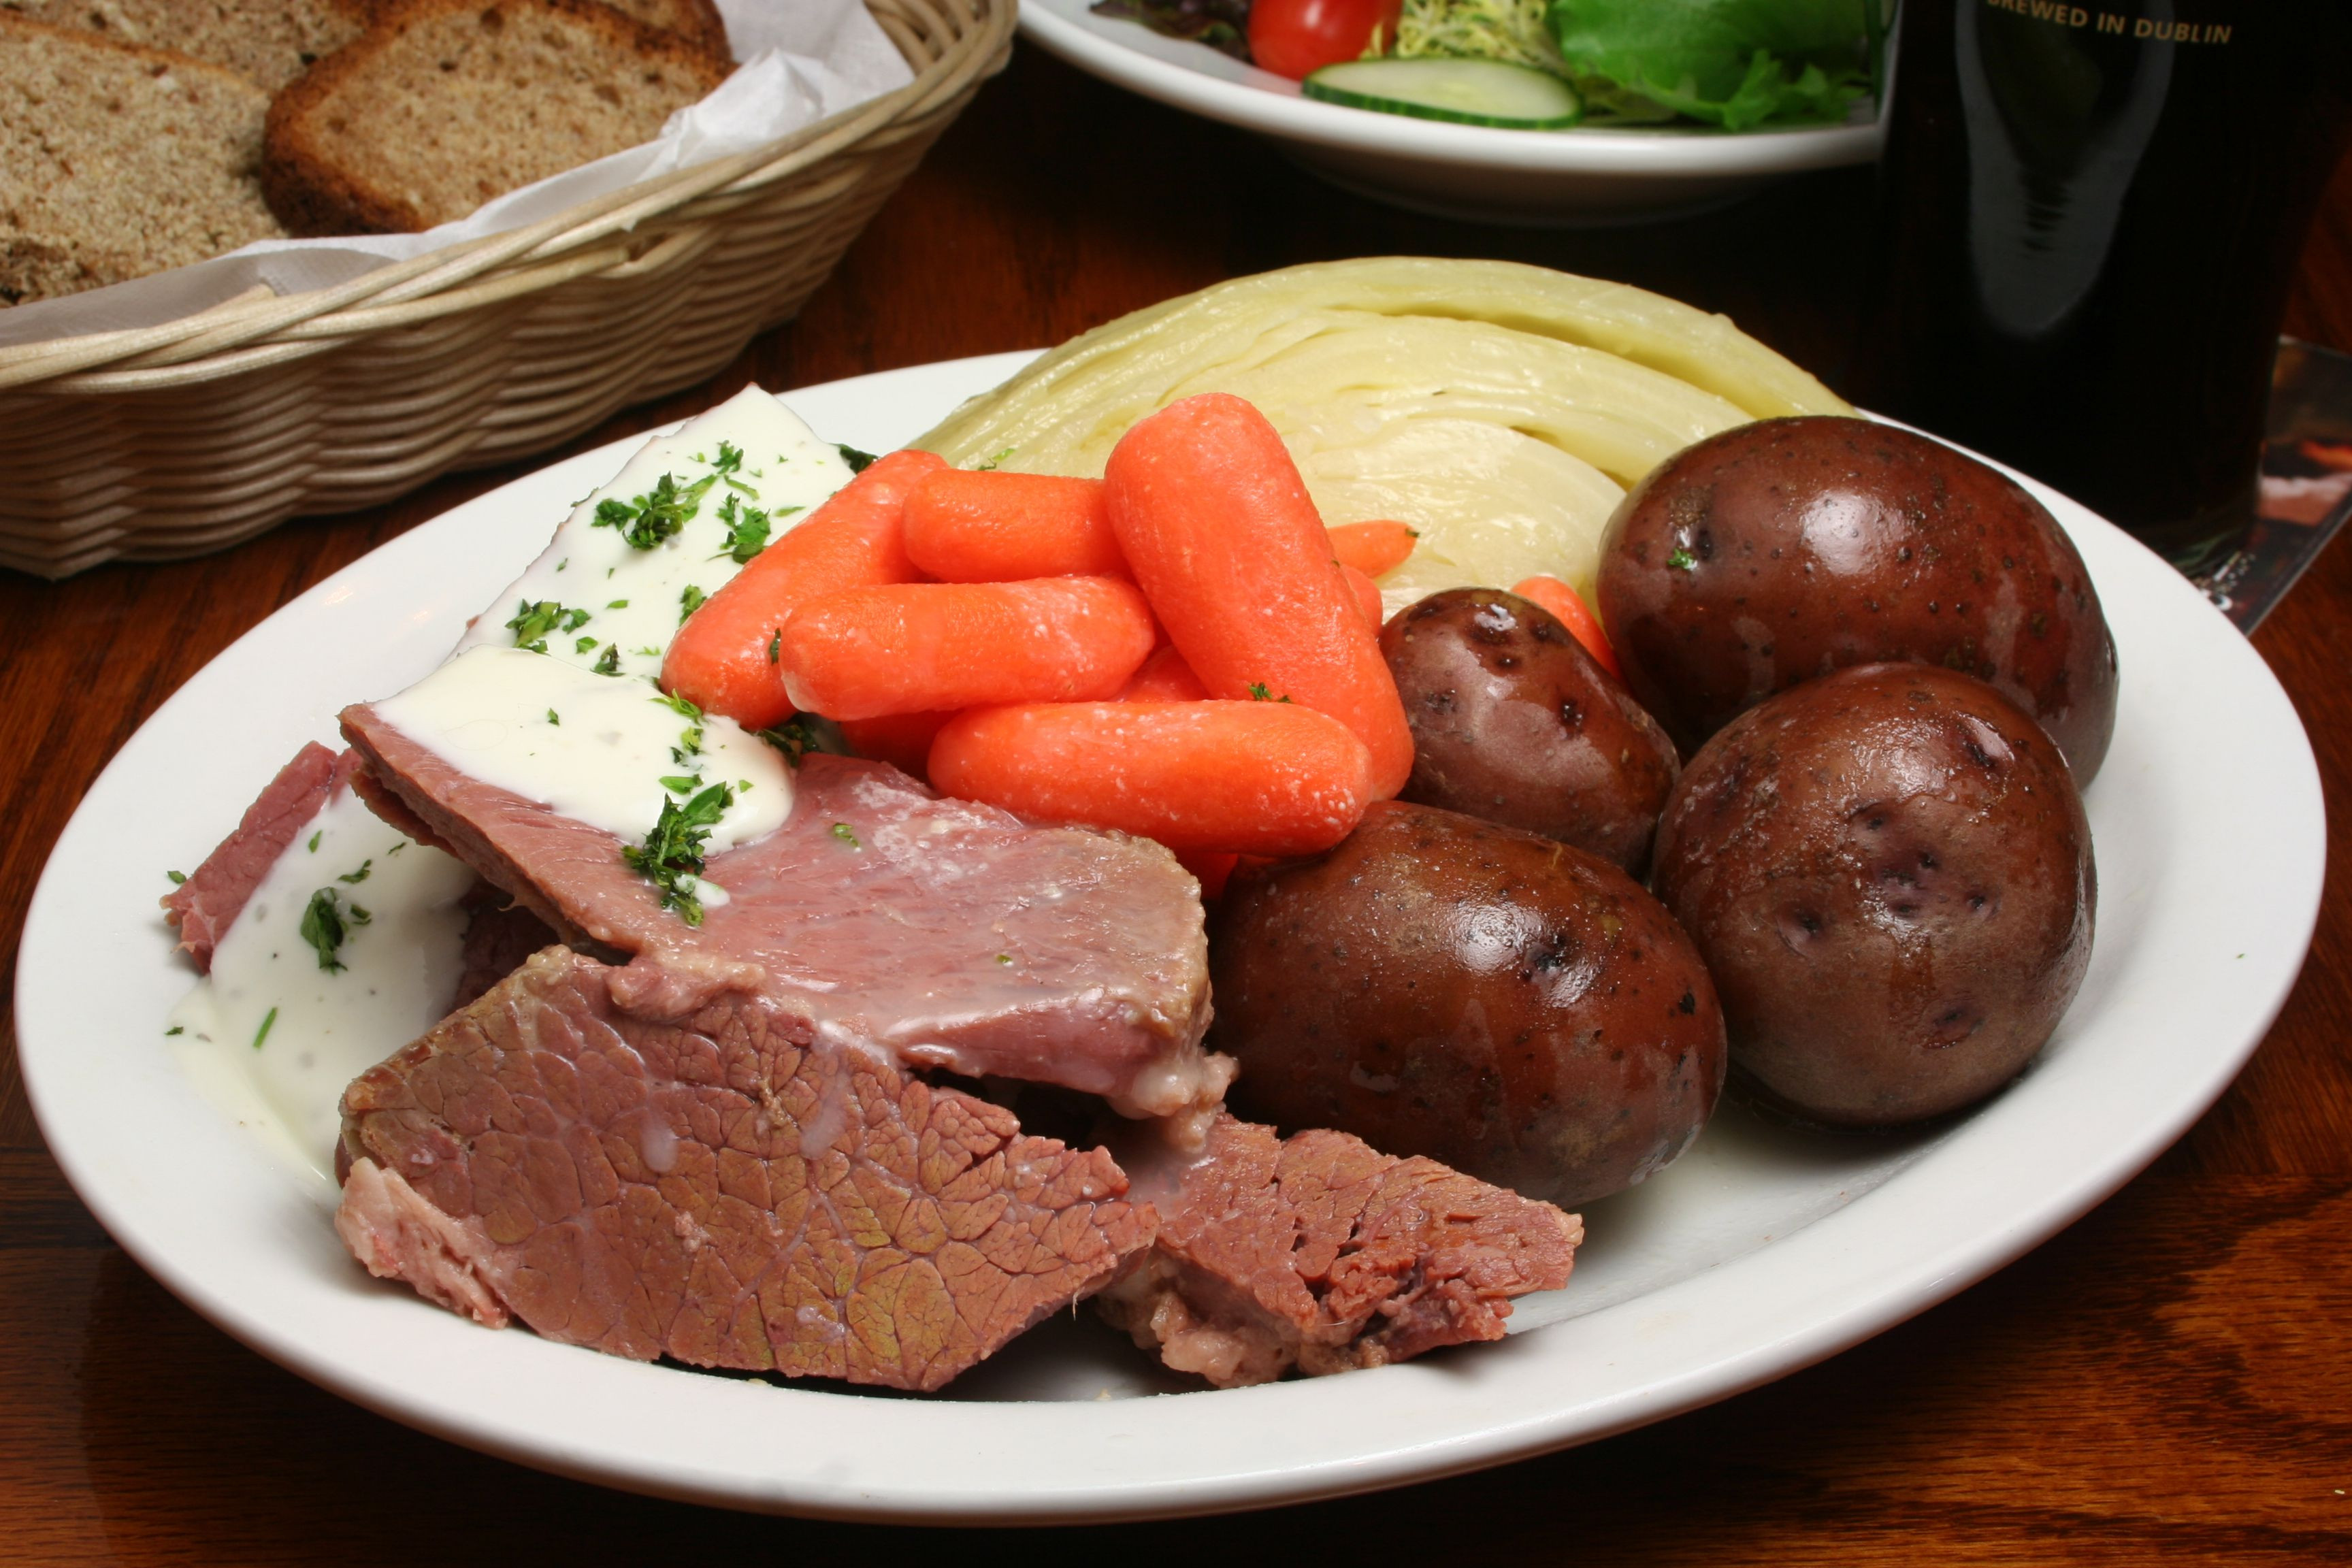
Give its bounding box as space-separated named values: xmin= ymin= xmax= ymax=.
xmin=0 ymin=0 xmax=1014 ymax=578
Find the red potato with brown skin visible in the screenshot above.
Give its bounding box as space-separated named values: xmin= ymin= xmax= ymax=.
xmin=1380 ymin=588 xmax=1679 ymax=873
xmin=1650 ymin=664 xmax=2096 ymax=1129
xmin=1597 ymin=416 xmax=2119 ymax=781
xmin=1211 ymin=801 xmax=1727 ymax=1209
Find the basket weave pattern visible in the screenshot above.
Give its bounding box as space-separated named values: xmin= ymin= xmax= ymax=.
xmin=0 ymin=0 xmax=1013 ymax=578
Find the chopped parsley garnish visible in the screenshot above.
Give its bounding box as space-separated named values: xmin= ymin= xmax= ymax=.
xmin=166 ymin=869 xmax=187 ymax=885
xmin=387 ymin=842 xmax=406 ymax=855
xmin=672 ymin=726 xmax=704 ymax=766
xmin=574 ymin=635 xmax=598 ymax=654
xmin=593 ymin=644 xmax=621 ymax=676
xmin=635 ymin=646 xmax=662 ymax=657
xmin=679 ymin=583 xmax=707 ymax=624
xmin=306 ymin=830 xmax=322 ymax=853
xmin=713 ymin=442 xmax=760 ymax=495
xmin=996 ymin=953 xmax=1013 ymax=965
xmin=655 ymin=691 xmax=703 ymax=721
xmin=607 ymin=599 xmax=630 ymax=609
xmin=767 ymin=629 xmax=781 ymax=665
xmin=660 ymin=774 xmax=700 ymax=795
xmin=1666 ymin=547 xmax=1697 ymax=572
xmin=837 ymin=444 xmax=878 ymax=473
xmin=507 ymin=599 xmax=591 ymax=653
xmin=546 ymin=708 xmax=562 ymax=725
xmin=714 ymin=492 xmax=771 ymax=564
xmin=592 ymin=471 xmax=717 ymax=550
xmin=755 ymin=717 xmax=823 ymax=762
xmin=252 ymin=1006 xmax=278 ymax=1051
xmin=1247 ymin=683 xmax=1293 ymax=703
xmin=974 ymin=447 xmax=1016 ymax=472
xmin=165 ymin=1024 xmax=184 ymax=1036
xmin=337 ymin=860 xmax=372 ymax=885
xmin=830 ymin=822 xmax=861 ymax=849
xmin=622 ymin=782 xmax=732 ymax=926
xmin=298 ymin=887 xmax=370 ymax=973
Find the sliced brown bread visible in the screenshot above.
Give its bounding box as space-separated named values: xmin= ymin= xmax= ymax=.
xmin=0 ymin=0 xmax=372 ymax=93
xmin=0 ymin=16 xmax=287 ymax=306
xmin=345 ymin=0 xmax=727 ymax=56
xmin=262 ymin=0 xmax=732 ymax=235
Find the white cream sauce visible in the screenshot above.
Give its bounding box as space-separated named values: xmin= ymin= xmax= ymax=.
xmin=169 ymin=786 xmax=476 ymax=1178
xmin=373 ymin=645 xmax=792 ymax=859
xmin=173 ymin=386 xmax=849 ymax=1181
xmin=455 ymin=385 xmax=855 ymax=680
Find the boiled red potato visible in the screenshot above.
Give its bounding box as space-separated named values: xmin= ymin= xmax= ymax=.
xmin=1651 ymin=664 xmax=2096 ymax=1129
xmin=1211 ymin=800 xmax=1727 ymax=1208
xmin=1597 ymin=416 xmax=2119 ymax=782
xmin=1379 ymin=587 xmax=1678 ymax=874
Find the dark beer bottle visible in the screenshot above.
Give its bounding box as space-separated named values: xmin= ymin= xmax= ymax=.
xmin=1857 ymin=0 xmax=2352 ymax=570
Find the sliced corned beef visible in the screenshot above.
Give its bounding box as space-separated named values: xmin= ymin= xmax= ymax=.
xmin=1097 ymin=1115 xmax=1581 ymax=1388
xmin=162 ymin=742 xmax=355 ymax=970
xmin=336 ymin=947 xmax=1156 ymax=1392
xmin=338 ymin=705 xmax=1228 ymax=1132
xmin=449 ymin=889 xmax=557 ymax=1011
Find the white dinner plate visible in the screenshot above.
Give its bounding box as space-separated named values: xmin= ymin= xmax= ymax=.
xmin=1019 ymin=0 xmax=1880 ymax=225
xmin=18 ymin=352 xmax=2324 ymax=1523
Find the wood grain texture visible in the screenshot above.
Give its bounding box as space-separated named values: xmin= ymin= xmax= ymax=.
xmin=2 ymin=42 xmax=2349 ymax=1564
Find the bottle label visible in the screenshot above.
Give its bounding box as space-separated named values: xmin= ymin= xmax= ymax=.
xmin=1978 ymin=1 xmax=2235 ymax=46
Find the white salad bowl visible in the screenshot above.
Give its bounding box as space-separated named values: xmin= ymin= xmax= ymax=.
xmin=1020 ymin=0 xmax=1881 ymax=225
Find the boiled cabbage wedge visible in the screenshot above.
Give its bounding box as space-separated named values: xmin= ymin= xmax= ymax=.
xmin=918 ymin=258 xmax=1848 ymax=606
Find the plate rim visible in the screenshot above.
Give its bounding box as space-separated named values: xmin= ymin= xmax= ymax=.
xmin=15 ymin=350 xmax=2325 ymax=1524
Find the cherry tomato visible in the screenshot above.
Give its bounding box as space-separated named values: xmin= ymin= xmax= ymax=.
xmin=1248 ymin=0 xmax=1403 ymax=80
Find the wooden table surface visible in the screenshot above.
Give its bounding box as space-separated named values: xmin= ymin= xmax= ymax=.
xmin=4 ymin=43 xmax=2348 ymax=1565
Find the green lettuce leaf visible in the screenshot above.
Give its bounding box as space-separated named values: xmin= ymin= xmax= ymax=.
xmin=1545 ymin=0 xmax=1872 ymax=130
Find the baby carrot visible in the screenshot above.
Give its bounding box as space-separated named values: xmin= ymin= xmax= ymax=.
xmin=1341 ymin=564 xmax=1384 ymax=629
xmin=1327 ymin=520 xmax=1418 ymax=578
xmin=838 ymin=710 xmax=953 ymax=783
xmin=778 ymin=576 xmax=1155 ymax=720
xmin=1119 ymin=644 xmax=1208 ymax=702
xmin=1103 ymin=393 xmax=1414 ymax=798
xmin=902 ymin=470 xmax=1124 ymax=581
xmin=1176 ymin=849 xmax=1239 ymax=900
xmin=662 ymin=449 xmax=945 ymax=728
xmin=1512 ymin=575 xmax=1622 ymax=679
xmin=928 ymin=700 xmax=1373 ymax=856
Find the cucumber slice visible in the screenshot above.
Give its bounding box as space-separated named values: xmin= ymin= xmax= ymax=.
xmin=1302 ymin=58 xmax=1582 ymax=130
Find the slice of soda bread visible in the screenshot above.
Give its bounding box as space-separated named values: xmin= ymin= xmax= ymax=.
xmin=0 ymin=0 xmax=371 ymax=92
xmin=342 ymin=0 xmax=728 ymax=57
xmin=262 ymin=0 xmax=733 ymax=235
xmin=0 ymin=16 xmax=286 ymax=305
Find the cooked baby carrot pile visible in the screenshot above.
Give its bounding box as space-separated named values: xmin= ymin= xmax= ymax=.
xmin=1119 ymin=644 xmax=1209 ymax=702
xmin=837 ymin=710 xmax=953 ymax=783
xmin=928 ymin=700 xmax=1373 ymax=857
xmin=1512 ymin=574 xmax=1621 ymax=678
xmin=662 ymin=449 xmax=943 ymax=728
xmin=778 ymin=576 xmax=1156 ymax=721
xmin=1327 ymin=519 xmax=1418 ymax=578
xmin=1103 ymin=393 xmax=1415 ymax=798
xmin=902 ymin=470 xmax=1124 ymax=581
xmin=1340 ymin=564 xmax=1384 ymax=629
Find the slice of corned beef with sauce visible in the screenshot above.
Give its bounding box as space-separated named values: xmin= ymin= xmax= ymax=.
xmin=163 ymin=742 xmax=357 ymax=970
xmin=1097 ymin=1115 xmax=1581 ymax=1388
xmin=336 ymin=947 xmax=1155 ymax=1392
xmin=338 ymin=703 xmax=1229 ymax=1133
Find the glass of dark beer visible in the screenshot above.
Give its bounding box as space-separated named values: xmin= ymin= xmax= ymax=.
xmin=1857 ymin=0 xmax=2352 ymax=572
